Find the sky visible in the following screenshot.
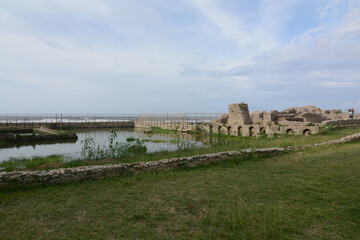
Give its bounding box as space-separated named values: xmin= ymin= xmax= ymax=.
xmin=1 ymin=0 xmax=360 ymax=114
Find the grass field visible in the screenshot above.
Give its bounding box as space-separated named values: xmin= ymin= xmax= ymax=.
xmin=1 ymin=140 xmax=360 ymax=239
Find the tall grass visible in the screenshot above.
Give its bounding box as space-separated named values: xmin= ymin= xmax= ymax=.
xmin=80 ymin=130 xmax=147 ymax=160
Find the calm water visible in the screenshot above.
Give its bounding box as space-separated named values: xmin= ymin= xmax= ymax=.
xmin=0 ymin=128 xmax=203 ymax=163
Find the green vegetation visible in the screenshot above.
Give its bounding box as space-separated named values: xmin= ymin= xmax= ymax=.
xmin=150 ymin=126 xmax=177 ymax=134
xmin=80 ymin=130 xmax=147 ymax=160
xmin=1 ymin=142 xmax=360 ymax=239
xmin=170 ymin=138 xmax=196 ymax=151
xmin=0 ymin=155 xmax=64 ymax=171
xmin=1 ymin=128 xmax=359 ymax=171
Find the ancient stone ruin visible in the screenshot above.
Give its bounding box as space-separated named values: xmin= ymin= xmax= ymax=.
xmin=134 ymin=103 xmax=360 ymax=137
xmin=208 ymin=103 xmax=360 ymax=137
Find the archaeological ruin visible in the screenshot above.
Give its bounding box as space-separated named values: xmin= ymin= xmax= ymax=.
xmin=135 ymin=103 xmax=360 ymax=137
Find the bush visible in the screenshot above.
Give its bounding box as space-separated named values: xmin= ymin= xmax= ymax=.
xmin=81 ymin=130 xmax=147 ymax=160
xmin=126 ymin=137 xmax=136 ymax=142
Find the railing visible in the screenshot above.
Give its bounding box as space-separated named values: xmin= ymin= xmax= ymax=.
xmin=137 ymin=113 xmax=223 ymax=123
xmin=0 ymin=113 xmax=223 ymax=124
xmin=0 ymin=114 xmax=138 ymax=124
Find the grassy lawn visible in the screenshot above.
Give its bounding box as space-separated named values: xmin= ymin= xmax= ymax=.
xmin=1 ymin=141 xmax=360 ymax=239
xmin=1 ymin=128 xmax=359 ymax=171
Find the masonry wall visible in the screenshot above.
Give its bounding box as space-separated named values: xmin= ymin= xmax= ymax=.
xmin=324 ymin=119 xmax=360 ymax=126
xmin=136 ymin=121 xmax=320 ymax=137
xmin=228 ymin=103 xmax=252 ymax=125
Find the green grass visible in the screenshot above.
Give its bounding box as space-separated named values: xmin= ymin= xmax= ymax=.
xmin=1 ymin=142 xmax=360 ymax=239
xmin=150 ymin=126 xmax=178 ymax=134
xmin=1 ymin=128 xmax=359 ymax=171
xmin=0 ymin=155 xmax=64 ymax=171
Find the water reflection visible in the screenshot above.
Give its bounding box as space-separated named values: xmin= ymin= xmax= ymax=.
xmin=0 ymin=128 xmax=204 ymax=162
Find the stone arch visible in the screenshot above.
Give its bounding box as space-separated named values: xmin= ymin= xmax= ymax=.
xmin=303 ymin=129 xmax=311 ymax=136
xmin=260 ymin=127 xmax=266 ymax=135
xmin=237 ymin=126 xmax=242 ymax=136
xmin=286 ymin=129 xmax=294 ymax=135
xmin=217 ymin=126 xmax=221 ymax=133
xmin=227 ymin=126 xmax=231 ymax=135
xmin=249 ymin=126 xmax=255 ymax=136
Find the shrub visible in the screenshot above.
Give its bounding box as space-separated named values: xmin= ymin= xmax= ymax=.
xmin=81 ymin=130 xmax=147 ymax=160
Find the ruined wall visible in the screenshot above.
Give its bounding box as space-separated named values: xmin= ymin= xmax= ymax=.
xmin=136 ymin=120 xmax=320 ymax=137
xmin=285 ymin=105 xmax=322 ymax=115
xmin=136 ymin=104 xmax=359 ymax=137
xmin=228 ymin=103 xmax=252 ymax=125
xmin=301 ymin=113 xmax=328 ymax=123
xmin=251 ymin=111 xmax=277 ymax=125
xmin=324 ymin=119 xmax=360 ymax=126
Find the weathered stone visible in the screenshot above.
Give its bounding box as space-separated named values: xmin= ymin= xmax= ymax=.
xmin=284 ymin=105 xmax=322 ymax=115
xmin=301 ymin=113 xmax=329 ymax=123
xmin=228 ymin=103 xmax=252 ymax=125
xmin=215 ymin=114 xmax=229 ymax=124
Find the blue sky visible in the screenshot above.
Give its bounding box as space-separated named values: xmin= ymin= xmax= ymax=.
xmin=1 ymin=0 xmax=359 ymax=114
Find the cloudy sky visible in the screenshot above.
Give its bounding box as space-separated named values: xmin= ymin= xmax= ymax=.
xmin=1 ymin=0 xmax=359 ymax=114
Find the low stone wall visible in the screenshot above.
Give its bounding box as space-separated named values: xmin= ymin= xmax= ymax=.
xmin=324 ymin=119 xmax=360 ymax=126
xmin=1 ymin=132 xmax=359 ymax=186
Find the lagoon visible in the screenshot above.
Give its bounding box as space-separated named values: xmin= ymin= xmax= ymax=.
xmin=0 ymin=128 xmax=203 ymax=163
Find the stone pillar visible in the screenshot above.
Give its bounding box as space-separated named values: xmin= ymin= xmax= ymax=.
xmin=228 ymin=103 xmax=252 ymax=125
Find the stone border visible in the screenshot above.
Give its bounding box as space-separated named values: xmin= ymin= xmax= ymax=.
xmin=1 ymin=133 xmax=359 ymax=186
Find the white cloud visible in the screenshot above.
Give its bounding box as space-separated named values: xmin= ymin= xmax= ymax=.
xmin=317 ymin=0 xmax=344 ymax=18
xmin=1 ymin=0 xmax=360 ymax=113
xmin=188 ymin=0 xmax=297 ymax=56
xmin=316 ymin=81 xmax=360 ymax=87
xmin=230 ymin=76 xmax=255 ymax=90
